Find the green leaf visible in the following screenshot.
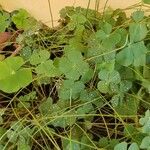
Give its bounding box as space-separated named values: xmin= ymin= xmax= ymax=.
xmin=0 ymin=127 xmax=7 ymax=144
xmin=102 ymin=22 xmax=112 ymax=34
xmin=30 ymin=50 xmax=50 ymax=65
xmin=114 ymin=142 xmax=127 ymax=150
xmin=0 ymin=57 xmax=24 ymax=80
xmin=116 ymin=42 xmax=147 ymax=66
xmin=0 ymin=145 xmax=4 ymax=149
xmin=0 ymin=12 xmax=10 ymax=32
xmin=30 ymin=50 xmax=59 ymax=77
xmin=132 ymin=42 xmax=147 ymax=66
xmin=116 ymin=46 xmax=133 ymax=66
xmin=128 ymin=143 xmax=139 ymax=150
xmin=17 ymin=92 xmax=36 ymax=108
xmin=115 ymin=28 xmax=128 ymax=47
xmin=143 ymin=0 xmax=150 ymax=4
xmin=76 ymin=103 xmax=94 ymax=119
xmin=35 ymin=60 xmax=59 ymax=77
xmin=111 ymin=94 xmax=121 ymax=107
xmin=58 ymin=80 xmax=85 ymax=100
xmin=98 ymin=69 xmax=121 ymax=94
xmin=68 ymin=14 xmax=87 ymax=30
xmin=120 ymin=80 xmax=132 ymax=92
xmin=129 ymin=23 xmax=147 ymax=43
xmin=97 ymin=81 xmax=109 ymax=93
xmin=95 ymin=30 xmax=107 ymax=41
xmin=17 ymin=101 xmax=30 ymax=109
xmin=0 ymin=57 xmax=32 ymax=93
xmin=132 ymin=11 xmax=144 ymax=22
xmin=114 ymin=96 xmax=139 ymax=116
xmin=39 ymin=98 xmax=53 ymax=115
xmin=17 ymin=136 xmax=31 ymax=150
xmin=81 ymin=68 xmax=94 ymax=83
xmin=139 ymin=110 xmax=150 ymax=134
xmin=98 ymin=137 xmax=109 ymax=148
xmin=59 ymin=50 xmax=89 ymax=80
xmin=62 ymin=138 xmax=80 ymax=150
xmin=51 ymin=110 xmax=76 ymax=128
xmin=19 ymin=92 xmax=36 ymax=102
xmin=12 ymin=9 xmax=37 ymax=30
xmin=140 ymin=136 xmax=150 ymax=149
xmin=102 ymin=31 xmax=121 ymax=49
xmin=98 ymin=70 xmax=121 ymax=83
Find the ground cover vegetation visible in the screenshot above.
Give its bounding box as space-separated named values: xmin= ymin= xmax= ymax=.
xmin=0 ymin=0 xmax=150 ymax=149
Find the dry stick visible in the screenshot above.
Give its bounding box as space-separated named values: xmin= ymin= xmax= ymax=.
xmin=47 ymin=0 xmax=54 ymax=28
xmin=86 ymin=0 xmax=91 ymax=17
xmin=95 ymin=0 xmax=100 ymax=13
xmin=102 ymin=0 xmax=109 ymax=20
xmin=11 ymin=44 xmax=21 ymax=56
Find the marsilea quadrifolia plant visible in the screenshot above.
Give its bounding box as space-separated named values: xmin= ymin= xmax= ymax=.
xmin=0 ymin=0 xmax=150 ymax=149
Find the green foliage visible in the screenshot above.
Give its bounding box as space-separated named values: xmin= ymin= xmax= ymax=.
xmin=116 ymin=41 xmax=147 ymax=66
xmin=12 ymin=9 xmax=38 ymax=30
xmin=17 ymin=91 xmax=36 ymax=108
xmin=114 ymin=142 xmax=139 ymax=150
xmin=0 ymin=57 xmax=32 ymax=93
xmin=0 ymin=2 xmax=150 ymax=150
xmin=30 ymin=50 xmax=59 ymax=77
xmin=132 ymin=11 xmax=144 ymax=22
xmin=97 ymin=69 xmax=121 ymax=93
xmin=7 ymin=121 xmax=33 ymax=150
xmin=59 ymin=49 xmax=89 ymax=80
xmin=58 ymin=79 xmax=85 ymax=100
xmin=143 ymin=0 xmax=150 ymax=4
xmin=0 ymin=11 xmax=10 ymax=32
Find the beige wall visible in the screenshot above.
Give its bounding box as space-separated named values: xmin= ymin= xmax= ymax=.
xmin=0 ymin=0 xmax=142 ymax=27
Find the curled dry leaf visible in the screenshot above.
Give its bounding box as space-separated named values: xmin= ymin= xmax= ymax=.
xmin=0 ymin=32 xmax=12 ymax=50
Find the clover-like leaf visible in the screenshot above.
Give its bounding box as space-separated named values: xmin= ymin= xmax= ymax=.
xmin=102 ymin=31 xmax=121 ymax=49
xmin=132 ymin=42 xmax=147 ymax=66
xmin=68 ymin=14 xmax=87 ymax=30
xmin=111 ymin=94 xmax=121 ymax=107
xmin=98 ymin=69 xmax=121 ymax=84
xmin=140 ymin=136 xmax=150 ymax=149
xmin=116 ymin=42 xmax=147 ymax=66
xmin=114 ymin=142 xmax=127 ymax=150
xmin=98 ymin=69 xmax=121 ymax=93
xmin=17 ymin=92 xmax=36 ymax=108
xmin=76 ymin=103 xmax=94 ymax=119
xmin=97 ymin=81 xmax=109 ymax=93
xmin=59 ymin=50 xmax=89 ymax=80
xmin=129 ymin=22 xmax=147 ymax=43
xmin=30 ymin=50 xmax=59 ymax=77
xmin=30 ymin=50 xmax=50 ymax=65
xmin=139 ymin=110 xmax=150 ymax=134
xmin=120 ymin=80 xmax=132 ymax=93
xmin=35 ymin=60 xmax=59 ymax=77
xmin=132 ymin=11 xmax=144 ymax=22
xmin=114 ymin=96 xmax=139 ymax=116
xmin=116 ymin=45 xmax=133 ymax=66
xmin=62 ymin=138 xmax=80 ymax=150
xmin=128 ymin=143 xmax=139 ymax=150
xmin=39 ymin=97 xmax=53 ymax=115
xmin=58 ymin=80 xmax=85 ymax=100
xmin=0 ymin=57 xmax=32 ymax=93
